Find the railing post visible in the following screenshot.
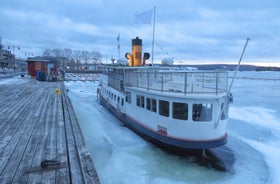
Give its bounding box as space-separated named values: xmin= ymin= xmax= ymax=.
xmin=137 ymin=72 xmax=139 ymax=88
xmin=147 ymin=71 xmax=150 ymax=90
xmin=161 ymin=73 xmax=163 ymax=92
xmin=191 ymin=73 xmax=193 ymax=93
xmin=226 ymin=72 xmax=228 ymax=92
xmin=202 ymin=72 xmax=205 ymax=90
xmin=216 ymin=72 xmax=218 ymax=94
xmin=184 ymin=73 xmax=187 ymax=95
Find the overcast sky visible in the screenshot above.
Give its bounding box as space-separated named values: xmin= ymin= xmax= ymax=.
xmin=1 ymin=0 xmax=279 ymax=66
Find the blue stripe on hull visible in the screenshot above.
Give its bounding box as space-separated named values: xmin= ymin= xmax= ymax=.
xmin=99 ymin=94 xmax=227 ymax=150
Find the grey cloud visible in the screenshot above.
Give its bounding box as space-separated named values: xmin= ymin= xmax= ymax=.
xmin=0 ymin=0 xmax=279 ymax=66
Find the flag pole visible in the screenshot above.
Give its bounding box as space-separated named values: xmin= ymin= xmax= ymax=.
xmin=151 ymin=6 xmax=156 ymax=65
xmin=118 ymin=33 xmax=120 ymax=59
xmin=117 ymin=33 xmax=120 ymax=59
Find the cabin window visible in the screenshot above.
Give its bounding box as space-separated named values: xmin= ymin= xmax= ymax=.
xmin=136 ymin=95 xmax=145 ymax=108
xmin=121 ymin=98 xmax=124 ymax=106
xmin=146 ymin=98 xmax=151 ymax=110
xmin=159 ymin=100 xmax=169 ymax=117
xmin=114 ymin=94 xmax=116 ymax=101
xmin=140 ymin=96 xmax=145 ymax=108
xmin=125 ymin=91 xmax=131 ymax=104
xmin=137 ymin=95 xmax=141 ymax=106
xmin=152 ymin=99 xmax=157 ymax=112
xmin=172 ymin=102 xmax=188 ymax=120
xmin=117 ymin=96 xmax=120 ymax=103
xmin=147 ymin=98 xmax=157 ymax=112
xmin=221 ymin=103 xmax=229 ymax=120
xmin=192 ymin=103 xmax=212 ymax=121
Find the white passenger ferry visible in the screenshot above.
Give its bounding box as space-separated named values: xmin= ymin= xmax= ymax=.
xmin=97 ymin=37 xmax=232 ymax=151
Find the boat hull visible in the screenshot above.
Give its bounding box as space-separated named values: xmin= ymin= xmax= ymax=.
xmin=99 ymin=94 xmax=227 ymax=150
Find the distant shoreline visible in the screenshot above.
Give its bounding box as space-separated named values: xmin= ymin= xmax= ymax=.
xmin=171 ymin=64 xmax=280 ymax=71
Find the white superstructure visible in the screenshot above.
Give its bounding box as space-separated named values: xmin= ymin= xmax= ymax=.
xmin=98 ymin=66 xmax=232 ymax=150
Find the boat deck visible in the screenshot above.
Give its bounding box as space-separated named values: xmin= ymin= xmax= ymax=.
xmin=104 ymin=67 xmax=229 ymax=95
xmin=0 ymin=77 xmax=99 ymax=183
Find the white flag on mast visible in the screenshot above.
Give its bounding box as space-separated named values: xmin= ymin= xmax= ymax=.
xmin=134 ymin=9 xmax=154 ymax=24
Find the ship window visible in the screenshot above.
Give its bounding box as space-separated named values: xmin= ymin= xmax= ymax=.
xmin=147 ymin=98 xmax=157 ymax=112
xmin=125 ymin=91 xmax=131 ymax=103
xmin=152 ymin=99 xmax=157 ymax=112
xmin=137 ymin=95 xmax=141 ymax=106
xmin=146 ymin=98 xmax=151 ymax=110
xmin=192 ymin=103 xmax=212 ymax=121
xmin=117 ymin=96 xmax=120 ymax=103
xmin=159 ymin=100 xmax=169 ymax=117
xmin=221 ymin=103 xmax=229 ymax=120
xmin=121 ymin=98 xmax=124 ymax=106
xmin=114 ymin=95 xmax=116 ymax=101
xmin=136 ymin=95 xmax=145 ymax=108
xmin=172 ymin=102 xmax=188 ymax=120
xmin=140 ymin=96 xmax=144 ymax=108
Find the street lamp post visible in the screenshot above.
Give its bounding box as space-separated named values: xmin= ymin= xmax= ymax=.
xmin=8 ymin=45 xmax=20 ymax=72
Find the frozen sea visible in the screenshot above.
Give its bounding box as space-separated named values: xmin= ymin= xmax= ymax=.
xmin=64 ymin=71 xmax=280 ymax=184
xmin=2 ymin=71 xmax=279 ymax=183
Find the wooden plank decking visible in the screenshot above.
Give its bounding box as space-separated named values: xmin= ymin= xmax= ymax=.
xmin=0 ymin=78 xmax=99 ymax=183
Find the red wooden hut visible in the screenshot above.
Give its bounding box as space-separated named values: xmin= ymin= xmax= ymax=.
xmin=26 ymin=56 xmax=58 ymax=80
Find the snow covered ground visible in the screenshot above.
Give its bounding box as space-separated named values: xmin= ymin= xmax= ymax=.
xmin=1 ymin=71 xmax=279 ymax=183
xmin=64 ymin=73 xmax=101 ymax=81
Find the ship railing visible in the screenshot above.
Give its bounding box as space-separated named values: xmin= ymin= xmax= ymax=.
xmin=124 ymin=71 xmax=228 ymax=95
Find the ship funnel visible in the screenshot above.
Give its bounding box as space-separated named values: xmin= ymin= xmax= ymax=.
xmin=125 ymin=37 xmax=149 ymax=66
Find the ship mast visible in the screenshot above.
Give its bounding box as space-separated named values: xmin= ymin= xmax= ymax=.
xmin=228 ymin=38 xmax=250 ymax=93
xmin=117 ymin=33 xmax=120 ymax=59
xmin=151 ymin=6 xmax=156 ymax=65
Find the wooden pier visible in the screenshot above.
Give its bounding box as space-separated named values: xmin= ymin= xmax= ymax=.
xmin=0 ymin=78 xmax=99 ymax=183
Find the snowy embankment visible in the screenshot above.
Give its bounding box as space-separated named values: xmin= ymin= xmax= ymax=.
xmin=64 ymin=73 xmax=101 ymax=81
xmin=62 ymin=71 xmax=279 ymax=183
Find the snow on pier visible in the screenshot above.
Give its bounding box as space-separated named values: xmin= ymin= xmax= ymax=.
xmin=0 ymin=78 xmax=99 ymax=183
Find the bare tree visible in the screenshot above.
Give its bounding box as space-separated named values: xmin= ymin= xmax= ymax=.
xmin=68 ymin=58 xmax=76 ymax=68
xmin=73 ymin=50 xmax=81 ymax=70
xmin=52 ymin=49 xmax=62 ymax=58
xmin=42 ymin=48 xmax=102 ymax=70
xmin=51 ymin=48 xmax=64 ymax=68
xmin=62 ymin=48 xmax=73 ymax=66
xmin=91 ymin=50 xmax=102 ymax=70
xmin=81 ymin=50 xmax=90 ymax=69
xmin=43 ymin=49 xmax=52 ymax=57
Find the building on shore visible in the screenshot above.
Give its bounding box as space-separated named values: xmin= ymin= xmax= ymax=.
xmin=26 ymin=56 xmax=61 ymax=81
